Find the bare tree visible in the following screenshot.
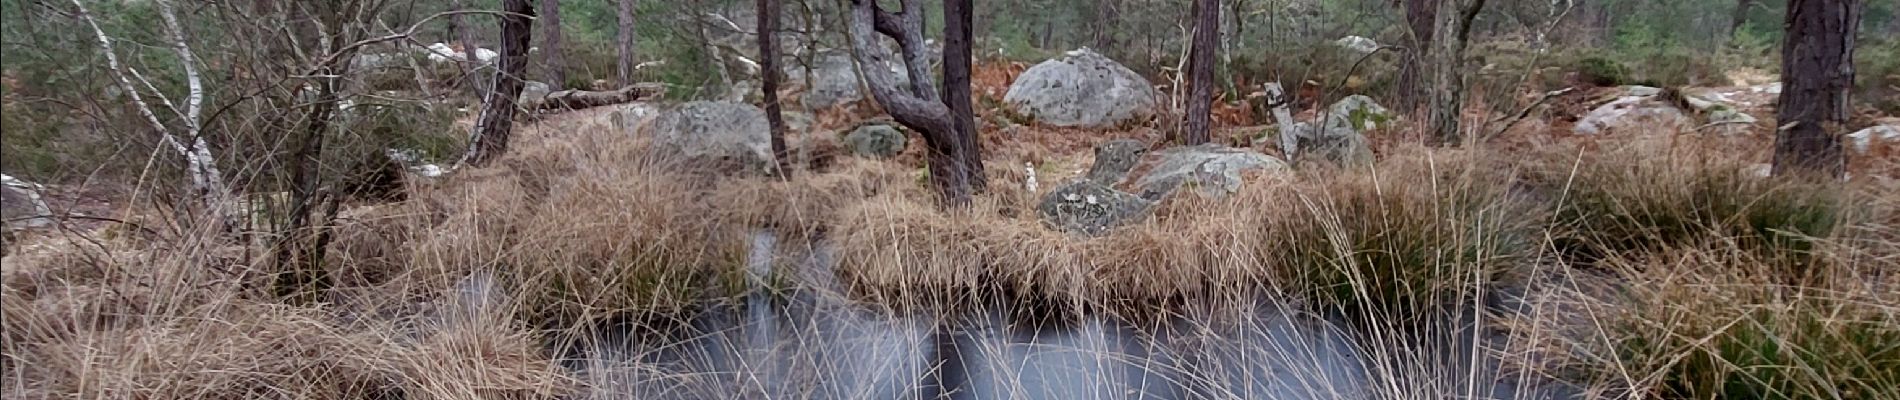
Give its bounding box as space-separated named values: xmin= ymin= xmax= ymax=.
xmin=1773 ymin=0 xmax=1860 ymax=178
xmin=1182 ymin=0 xmax=1219 ymax=145
xmin=1396 ymin=0 xmax=1437 ymax=111
xmin=461 ymin=0 xmax=536 ymax=166
xmin=541 ymin=0 xmax=566 ymax=88
xmin=1093 ymin=0 xmax=1120 ymax=51
xmin=1428 ymin=0 xmax=1485 ymax=144
xmin=617 ymin=0 xmax=638 ymax=85
xmin=73 ymin=0 xmax=234 ymax=232
xmin=758 ymin=0 xmax=790 ymax=174
xmin=846 ymin=0 xmax=986 ymax=206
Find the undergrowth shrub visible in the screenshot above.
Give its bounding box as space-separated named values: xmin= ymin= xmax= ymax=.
xmin=1534 ymin=249 xmax=1900 ymax=400
xmin=1547 ymin=156 xmax=1849 ymax=280
xmin=1265 ymin=152 xmax=1543 ymax=322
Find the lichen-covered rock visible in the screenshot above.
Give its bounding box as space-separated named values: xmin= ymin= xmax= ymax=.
xmin=1036 ymin=180 xmax=1156 ymax=236
xmin=1133 ymin=144 xmax=1288 ymax=199
xmin=843 ymin=123 xmax=907 ymax=159
xmin=1297 ymin=123 xmax=1375 ymax=168
xmin=1322 ymin=95 xmax=1395 ymax=131
xmin=1003 ymin=49 xmax=1160 ymax=128
xmin=644 ymin=101 xmax=776 ymax=175
xmin=1036 ymin=139 xmax=1152 ymax=235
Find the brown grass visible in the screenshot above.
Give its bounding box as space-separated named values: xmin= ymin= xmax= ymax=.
xmin=5 ymin=103 xmax=1898 ymax=398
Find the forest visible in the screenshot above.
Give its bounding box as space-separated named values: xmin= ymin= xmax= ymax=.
xmin=2 ymin=0 xmax=1898 ymax=399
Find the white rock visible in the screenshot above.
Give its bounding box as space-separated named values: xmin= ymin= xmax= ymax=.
xmin=1333 ymin=36 xmax=1381 ymax=54
xmin=1846 ymin=125 xmax=1900 ymax=153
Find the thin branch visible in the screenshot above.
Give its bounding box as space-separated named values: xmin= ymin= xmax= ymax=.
xmin=72 ymin=0 xmax=186 ymax=156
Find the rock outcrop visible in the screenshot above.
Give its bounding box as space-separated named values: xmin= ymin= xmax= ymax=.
xmin=643 ymin=101 xmax=776 ymax=175
xmin=1573 ymin=92 xmax=1694 ymax=135
xmin=1003 ymin=49 xmax=1160 ymax=128
xmin=1133 ymin=144 xmax=1289 ymax=199
xmin=1037 ymin=140 xmax=1154 ymax=235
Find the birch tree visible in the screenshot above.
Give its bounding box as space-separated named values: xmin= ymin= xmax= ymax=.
xmin=74 ymin=0 xmax=234 ymax=232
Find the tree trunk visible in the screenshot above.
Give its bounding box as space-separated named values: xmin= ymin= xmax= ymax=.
xmin=1182 ymin=0 xmax=1219 ymax=145
xmin=943 ymin=0 xmax=986 ymax=194
xmin=847 ymin=0 xmax=985 ymax=207
xmin=758 ymin=0 xmax=790 ymax=175
xmin=451 ymin=0 xmax=487 ymax=97
xmin=461 ymin=0 xmax=535 ymax=166
xmin=617 ymin=0 xmax=637 ymax=85
xmin=1773 ymin=0 xmax=1859 ymax=178
xmin=272 ymin=1 xmax=363 ymax=304
xmin=540 ymin=0 xmax=566 ymax=88
xmin=1428 ymin=0 xmax=1485 ymax=145
xmin=1093 ymin=0 xmax=1119 ymax=51
xmin=1397 ymin=0 xmax=1437 ymax=111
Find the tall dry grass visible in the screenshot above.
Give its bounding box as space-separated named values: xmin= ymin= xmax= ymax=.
xmin=4 ymin=112 xmax=1897 ymax=399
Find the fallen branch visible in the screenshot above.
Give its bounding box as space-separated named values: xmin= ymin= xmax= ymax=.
xmin=1484 ymin=87 xmax=1574 ymax=141
xmin=526 ymin=83 xmax=667 ymax=113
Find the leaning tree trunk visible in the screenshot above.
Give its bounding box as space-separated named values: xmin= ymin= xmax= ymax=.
xmin=461 ymin=0 xmax=535 ymax=166
xmin=1182 ymin=0 xmax=1219 ymax=145
xmin=1397 ymin=0 xmax=1438 ymax=111
xmin=847 ymin=0 xmax=985 ymax=206
xmin=1428 ymin=0 xmax=1485 ymax=145
xmin=540 ymin=0 xmax=566 ymax=88
xmin=1773 ymin=0 xmax=1859 ymax=178
xmin=758 ymin=0 xmax=790 ymax=174
xmin=617 ymin=0 xmax=637 ymax=85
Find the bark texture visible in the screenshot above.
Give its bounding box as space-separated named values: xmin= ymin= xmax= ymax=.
xmin=461 ymin=0 xmax=535 ymax=166
xmin=758 ymin=0 xmax=790 ymax=174
xmin=617 ymin=0 xmax=637 ymax=85
xmin=1182 ymin=0 xmax=1219 ymax=145
xmin=847 ymin=0 xmax=986 ymax=206
xmin=1428 ymin=0 xmax=1485 ymax=144
xmin=1773 ymin=0 xmax=1859 ymax=177
xmin=1396 ymin=0 xmax=1438 ymax=111
xmin=540 ymin=0 xmax=566 ymax=88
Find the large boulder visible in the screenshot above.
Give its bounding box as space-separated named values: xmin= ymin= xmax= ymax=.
xmin=1847 ymin=125 xmax=1900 ymax=154
xmin=3 ymin=175 xmax=53 ymax=231
xmin=1322 ymin=95 xmax=1396 ymax=131
xmin=1133 ymin=144 xmax=1288 ymax=199
xmin=794 ymin=53 xmax=865 ymax=109
xmin=644 ymin=101 xmax=776 ymax=174
xmin=787 ymin=51 xmax=913 ymax=110
xmin=1003 ymin=49 xmax=1160 ymax=128
xmin=1573 ymin=95 xmax=1694 ymax=135
xmin=610 ymin=102 xmax=663 ymax=133
xmin=1281 ymin=123 xmax=1374 ymax=168
xmin=843 ymin=123 xmax=907 ymax=159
